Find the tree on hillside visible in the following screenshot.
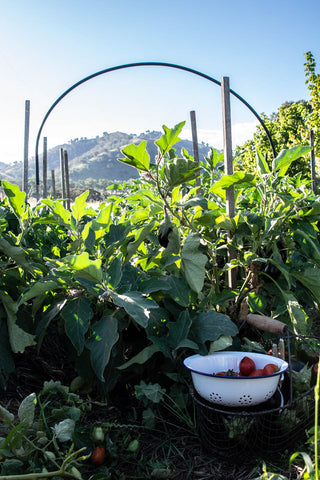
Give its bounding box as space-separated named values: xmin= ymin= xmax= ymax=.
xmin=234 ymin=51 xmax=319 ymax=178
xmin=305 ymin=51 xmax=320 ymax=150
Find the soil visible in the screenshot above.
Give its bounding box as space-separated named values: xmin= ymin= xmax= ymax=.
xmin=0 ymin=326 xmax=310 ymax=480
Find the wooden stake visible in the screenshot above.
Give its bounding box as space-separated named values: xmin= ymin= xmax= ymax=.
xmin=221 ymin=77 xmax=236 ymax=289
xmin=43 ymin=137 xmax=48 ymax=198
xmin=51 ymin=170 xmax=56 ymax=198
xmin=64 ymin=150 xmax=71 ymax=209
xmin=60 ymin=148 xmax=66 ymax=206
xmin=23 ymin=100 xmax=30 ymax=195
xmin=190 ymin=110 xmax=201 ymax=188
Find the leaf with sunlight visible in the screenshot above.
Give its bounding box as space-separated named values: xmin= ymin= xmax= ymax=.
xmin=164 ymin=157 xmax=201 ymax=190
xmin=155 ymin=121 xmax=186 ymax=155
xmin=17 ymin=279 xmax=61 ymax=306
xmin=256 ymin=148 xmax=270 ymax=175
xmin=63 ymin=252 xmax=102 ymax=283
xmin=42 ymin=198 xmax=72 ymax=226
xmin=119 ymin=141 xmax=150 ymax=171
xmin=0 ymin=238 xmax=38 ymax=275
xmin=71 ymin=190 xmax=90 ymax=222
xmin=272 ymin=145 xmax=312 ymax=176
xmin=2 ymin=181 xmax=26 ymax=219
xmin=209 ymin=172 xmax=255 ymax=194
xmin=110 ymin=291 xmax=159 ymax=328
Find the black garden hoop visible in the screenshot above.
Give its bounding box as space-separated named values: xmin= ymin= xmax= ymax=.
xmin=34 ymin=61 xmax=276 ymax=191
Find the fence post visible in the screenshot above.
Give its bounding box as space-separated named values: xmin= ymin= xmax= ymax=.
xmin=64 ymin=150 xmax=71 ymax=209
xmin=310 ymin=130 xmax=316 ymax=194
xmin=51 ymin=170 xmax=56 ymax=198
xmin=23 ymin=100 xmax=30 ymax=196
xmin=43 ymin=137 xmax=48 ymax=198
xmin=190 ymin=110 xmax=201 ymax=189
xmin=60 ymin=148 xmax=66 ymax=206
xmin=221 ymin=77 xmax=236 ymax=289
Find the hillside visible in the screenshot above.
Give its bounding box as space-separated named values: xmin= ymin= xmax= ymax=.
xmin=0 ymin=130 xmax=211 ymax=188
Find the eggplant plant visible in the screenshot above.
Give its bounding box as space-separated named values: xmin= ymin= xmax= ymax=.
xmin=0 ymin=122 xmax=317 ymax=398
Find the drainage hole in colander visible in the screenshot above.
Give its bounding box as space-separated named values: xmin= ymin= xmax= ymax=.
xmin=238 ymin=395 xmax=253 ymax=404
xmin=209 ymin=392 xmax=222 ymax=402
xmin=264 ymin=390 xmax=274 ymax=400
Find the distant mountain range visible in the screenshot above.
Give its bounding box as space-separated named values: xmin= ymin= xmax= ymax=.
xmin=0 ymin=130 xmax=211 ymax=188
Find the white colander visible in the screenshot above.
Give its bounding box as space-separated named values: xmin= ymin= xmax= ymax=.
xmin=183 ymin=351 xmax=288 ymax=407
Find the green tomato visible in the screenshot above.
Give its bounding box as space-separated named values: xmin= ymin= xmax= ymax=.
xmin=44 ymin=451 xmax=56 ymax=462
xmin=128 ymin=439 xmax=140 ymax=452
xmin=70 ymin=466 xmax=82 ymax=479
xmin=92 ymin=426 xmax=105 ymax=442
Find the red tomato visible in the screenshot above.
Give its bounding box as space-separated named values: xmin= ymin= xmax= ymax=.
xmin=249 ymin=369 xmax=264 ymax=377
xmin=215 ymin=371 xmax=227 ymax=376
xmin=239 ymin=356 xmax=256 ymax=376
xmin=90 ymin=446 xmax=106 ymax=465
xmin=263 ymin=363 xmax=278 ymax=375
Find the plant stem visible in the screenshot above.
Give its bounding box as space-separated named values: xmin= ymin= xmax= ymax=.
xmin=314 ymin=358 xmax=320 ymax=480
xmin=0 ymin=471 xmax=78 ymax=480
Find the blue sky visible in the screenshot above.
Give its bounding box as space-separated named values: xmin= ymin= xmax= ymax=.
xmin=1 ymin=0 xmax=319 ymax=165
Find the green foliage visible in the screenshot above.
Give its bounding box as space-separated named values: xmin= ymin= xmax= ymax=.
xmin=0 ymin=381 xmax=90 ymax=478
xmin=235 ymin=51 xmax=320 ymax=179
xmin=1 ymin=121 xmax=320 ymax=402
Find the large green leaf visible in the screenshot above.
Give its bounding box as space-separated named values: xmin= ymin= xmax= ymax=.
xmin=135 ymin=380 xmax=165 ymax=404
xmin=292 ymin=266 xmax=320 ymax=306
xmin=256 ymin=148 xmax=270 ymax=175
xmin=166 ymin=276 xmax=190 ymax=307
xmin=2 ymin=181 xmax=26 ymax=219
xmin=164 ymin=158 xmax=201 ymax=189
xmin=107 ymin=256 xmax=123 ymax=288
xmin=17 ymin=279 xmax=60 ymax=306
xmin=272 ymin=145 xmax=312 ymax=176
xmin=42 ymin=199 xmax=71 ymax=226
xmin=53 ymin=419 xmax=75 ymax=442
xmin=139 ymin=275 xmax=190 ymax=307
xmin=0 ymin=238 xmax=37 ymax=275
xmin=119 ymin=141 xmax=150 ymax=172
xmin=126 ymin=221 xmax=155 ymax=262
xmin=167 ymin=311 xmax=196 ymax=350
xmin=181 ymin=234 xmax=207 ymax=293
xmin=18 ymin=393 xmax=37 ymax=426
xmin=155 ymin=121 xmax=186 ymax=155
xmin=205 ymin=148 xmax=224 ymax=169
xmin=0 ymin=291 xmax=36 ymax=353
xmin=117 ymin=344 xmax=160 ymax=370
xmin=63 ymin=252 xmax=102 ymax=283
xmin=61 ymin=297 xmax=93 ymax=355
xmin=71 ymin=190 xmax=90 ymax=222
xmin=190 ymin=310 xmax=238 ymax=346
xmin=82 ymin=203 xmax=114 ymax=243
xmin=294 ymin=229 xmax=320 ymax=268
xmin=86 ymin=315 xmax=119 ymax=381
xmin=281 ymin=291 xmax=308 ymax=335
xmin=139 ymin=277 xmax=172 ymax=295
xmin=109 ymin=291 xmax=159 ymax=327
xmin=209 ymin=172 xmax=255 ymax=194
